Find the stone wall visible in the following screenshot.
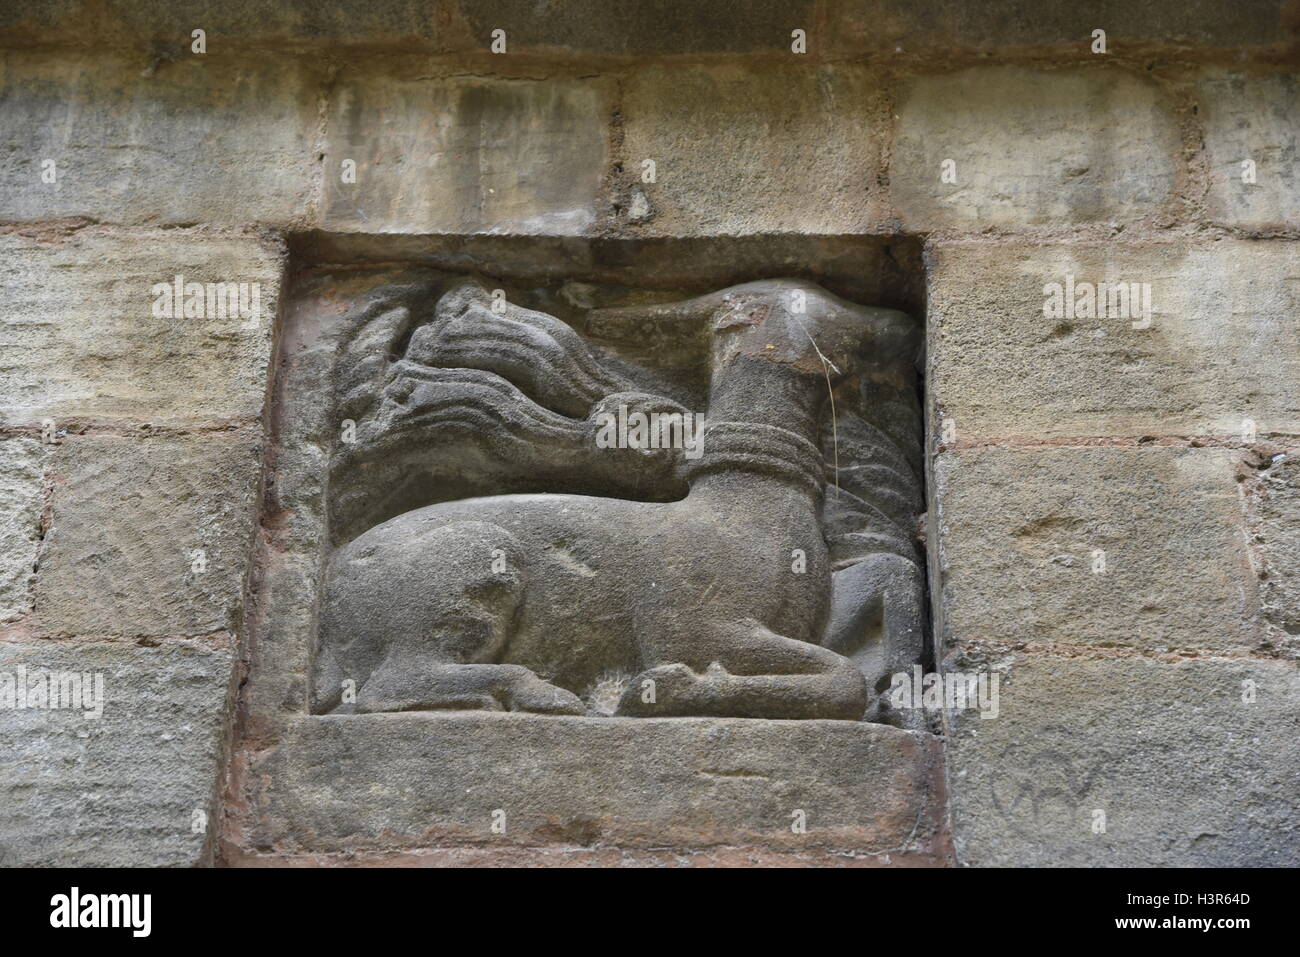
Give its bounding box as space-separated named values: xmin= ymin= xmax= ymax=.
xmin=0 ymin=1 xmax=1296 ymax=866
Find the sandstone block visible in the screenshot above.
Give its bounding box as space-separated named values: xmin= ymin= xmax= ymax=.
xmin=0 ymin=52 xmax=318 ymax=225
xmin=1198 ymin=70 xmax=1300 ymax=230
xmin=34 ymin=434 xmax=261 ymax=637
xmin=0 ymin=231 xmax=280 ymax=428
xmin=944 ymin=653 xmax=1300 ymax=866
xmin=0 ymin=640 xmax=234 ymax=867
xmin=243 ymin=713 xmax=946 ymax=857
xmin=933 ymin=446 xmax=1258 ymax=655
xmin=621 ymin=65 xmax=884 ymax=235
xmin=927 ymin=240 xmax=1300 ymax=439
xmin=892 ymin=68 xmax=1178 ymax=228
xmin=322 ymin=69 xmax=609 ymax=234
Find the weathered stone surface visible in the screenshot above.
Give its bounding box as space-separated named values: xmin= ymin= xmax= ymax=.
xmin=944 ymin=653 xmax=1300 ymax=866
xmin=0 ymin=0 xmax=812 ymax=56
xmin=0 ymin=231 xmax=280 ymax=428
xmin=294 ymin=233 xmax=928 ymax=311
xmin=451 ymin=0 xmax=816 ymax=57
xmin=621 ymin=65 xmax=884 ymax=235
xmin=0 ymin=52 xmax=318 ymax=225
xmin=1 ymin=0 xmax=1295 ymax=877
xmin=1199 ymin=70 xmax=1300 ymax=230
xmin=933 ymin=446 xmax=1258 ymax=655
xmin=0 ymin=1 xmax=444 ymax=51
xmin=0 ymin=437 xmax=46 ymax=621
xmin=241 ymin=713 xmax=945 ymax=855
xmin=230 ymin=844 xmax=936 ymax=866
xmin=824 ymin=0 xmax=1296 ymax=56
xmin=322 ymin=68 xmax=608 ymax=234
xmin=0 ymin=640 xmax=233 ymax=867
xmin=927 ymin=241 xmax=1300 ymax=439
xmin=34 ymin=434 xmax=261 ymax=637
xmin=892 ymin=68 xmax=1179 ymax=228
xmin=1251 ymin=451 xmax=1300 ymax=655
xmin=4 ymin=1 xmax=1290 ymax=58
xmin=460 ymin=0 xmax=811 ymax=57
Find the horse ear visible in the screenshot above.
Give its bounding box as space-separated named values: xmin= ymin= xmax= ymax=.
xmin=585 ymin=280 xmax=829 ymax=342
xmin=585 ymin=289 xmax=732 ymax=342
xmin=861 ymin=307 xmax=920 ymax=367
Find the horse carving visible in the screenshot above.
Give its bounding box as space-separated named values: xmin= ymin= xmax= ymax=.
xmin=313 ymin=277 xmax=926 ymax=723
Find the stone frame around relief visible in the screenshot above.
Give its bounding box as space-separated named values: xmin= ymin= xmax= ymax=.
xmin=221 ymin=241 xmax=946 ymax=863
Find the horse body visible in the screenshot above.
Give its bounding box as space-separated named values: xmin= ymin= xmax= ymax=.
xmin=322 ymin=468 xmax=839 ymax=716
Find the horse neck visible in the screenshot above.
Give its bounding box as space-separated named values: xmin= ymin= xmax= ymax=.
xmin=683 ymin=355 xmax=827 ymax=511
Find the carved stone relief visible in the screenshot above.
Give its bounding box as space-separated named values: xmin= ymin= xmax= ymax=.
xmin=309 ymin=274 xmax=926 ymax=725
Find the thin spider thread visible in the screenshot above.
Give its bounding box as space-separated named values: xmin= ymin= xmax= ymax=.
xmin=789 ymin=313 xmax=841 ymax=499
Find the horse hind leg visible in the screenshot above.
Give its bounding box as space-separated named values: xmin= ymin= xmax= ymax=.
xmin=824 ymin=553 xmax=929 ymax=730
xmin=322 ymin=519 xmax=584 ymax=715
